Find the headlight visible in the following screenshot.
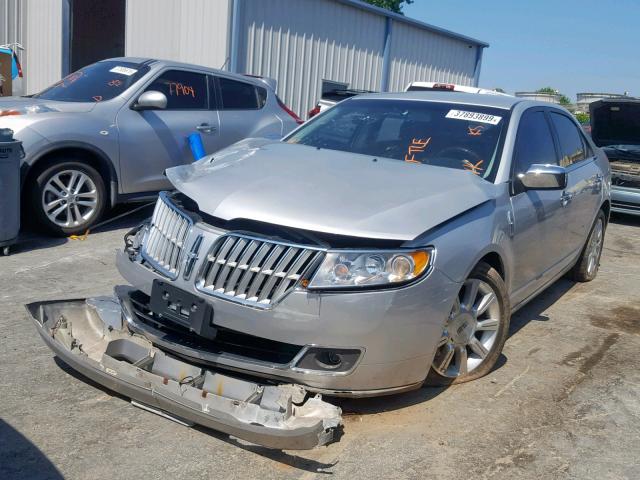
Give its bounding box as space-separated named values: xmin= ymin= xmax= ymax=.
xmin=307 ymin=248 xmax=433 ymax=290
xmin=0 ymin=105 xmax=58 ymax=117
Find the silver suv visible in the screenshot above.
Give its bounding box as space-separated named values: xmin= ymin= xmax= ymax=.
xmin=29 ymin=92 xmax=610 ymax=449
xmin=0 ymin=58 xmax=300 ymax=235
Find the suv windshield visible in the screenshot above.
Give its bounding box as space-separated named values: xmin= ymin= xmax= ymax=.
xmin=33 ymin=60 xmax=149 ymax=103
xmin=286 ymin=99 xmax=509 ymax=181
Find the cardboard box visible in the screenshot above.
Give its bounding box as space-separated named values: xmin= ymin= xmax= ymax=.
xmin=0 ymin=52 xmax=13 ymax=97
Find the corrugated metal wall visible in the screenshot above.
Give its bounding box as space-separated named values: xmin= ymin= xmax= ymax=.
xmin=1 ymin=0 xmax=63 ymax=94
xmin=125 ymin=0 xmax=231 ymax=70
xmin=238 ymin=0 xmax=386 ymax=117
xmin=0 ymin=0 xmax=24 ymax=46
xmin=387 ymin=21 xmax=478 ymax=92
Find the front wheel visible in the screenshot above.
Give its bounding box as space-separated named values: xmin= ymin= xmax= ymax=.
xmin=426 ymin=262 xmax=510 ymax=386
xmin=29 ymin=161 xmax=106 ymax=236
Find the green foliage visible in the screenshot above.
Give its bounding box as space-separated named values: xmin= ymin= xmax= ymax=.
xmin=536 ymin=87 xmax=572 ymax=106
xmin=362 ymin=0 xmax=414 ymax=14
xmin=575 ymin=112 xmax=590 ymax=125
xmin=558 ymin=95 xmax=571 ymax=106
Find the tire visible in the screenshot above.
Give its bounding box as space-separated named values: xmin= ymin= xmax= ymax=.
xmin=568 ymin=210 xmax=606 ymax=283
xmin=28 ymin=160 xmax=107 ymax=236
xmin=425 ymin=262 xmax=510 ymax=386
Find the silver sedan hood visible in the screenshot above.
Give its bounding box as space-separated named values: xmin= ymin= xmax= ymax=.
xmin=166 ymin=140 xmax=496 ymax=241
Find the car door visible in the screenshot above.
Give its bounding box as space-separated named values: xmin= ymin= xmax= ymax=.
xmin=509 ymin=108 xmax=568 ymax=302
xmin=548 ymin=111 xmax=603 ymax=257
xmin=116 ymin=69 xmax=221 ymax=194
xmin=214 ymin=75 xmax=283 ymax=145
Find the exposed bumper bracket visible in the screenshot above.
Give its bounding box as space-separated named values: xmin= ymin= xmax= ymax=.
xmin=26 ymin=297 xmax=342 ymax=450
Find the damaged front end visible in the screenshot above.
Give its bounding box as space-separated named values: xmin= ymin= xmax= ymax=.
xmin=26 ymin=296 xmax=342 ymax=450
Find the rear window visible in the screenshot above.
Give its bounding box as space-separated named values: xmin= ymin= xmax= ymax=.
xmin=218 ymin=77 xmax=265 ymax=109
xmin=33 ymin=60 xmax=149 ymax=102
xmin=550 ymin=112 xmax=587 ymax=167
xmin=285 ymin=99 xmax=509 ymax=181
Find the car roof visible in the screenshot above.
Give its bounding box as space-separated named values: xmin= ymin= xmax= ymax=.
xmin=100 ymin=57 xmax=272 ymax=89
xmin=351 ymin=90 xmax=528 ymax=110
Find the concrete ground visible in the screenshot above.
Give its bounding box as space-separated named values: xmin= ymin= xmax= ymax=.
xmin=0 ymin=208 xmax=639 ymax=480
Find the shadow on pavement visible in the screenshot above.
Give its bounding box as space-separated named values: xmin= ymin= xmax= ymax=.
xmin=0 ymin=419 xmax=63 ymax=480
xmin=610 ymin=212 xmax=640 ymax=227
xmin=8 ymin=202 xmax=155 ymax=256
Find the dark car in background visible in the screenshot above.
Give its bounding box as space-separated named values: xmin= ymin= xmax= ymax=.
xmin=590 ymin=99 xmax=640 ymax=216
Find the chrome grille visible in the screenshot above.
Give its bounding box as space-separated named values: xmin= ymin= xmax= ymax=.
xmin=141 ymin=193 xmax=192 ymax=279
xmin=197 ymin=234 xmax=323 ymax=308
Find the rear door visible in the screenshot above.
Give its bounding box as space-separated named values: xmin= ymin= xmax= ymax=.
xmin=548 ymin=111 xmax=603 ymax=257
xmin=509 ymin=108 xmax=567 ymax=301
xmin=116 ymin=69 xmax=220 ymax=193
xmin=214 ymin=75 xmax=283 ymax=144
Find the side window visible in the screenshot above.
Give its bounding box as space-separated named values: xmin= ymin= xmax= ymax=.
xmin=514 ymin=110 xmax=558 ymax=176
xmin=144 ymin=70 xmax=208 ymax=110
xmin=550 ymin=112 xmax=586 ymax=167
xmin=218 ymin=77 xmax=262 ymax=110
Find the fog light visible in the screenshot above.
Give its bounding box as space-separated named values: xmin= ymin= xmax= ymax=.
xmin=294 ymin=347 xmax=362 ymax=373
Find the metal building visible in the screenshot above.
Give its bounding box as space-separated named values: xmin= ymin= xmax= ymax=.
xmin=515 ymin=91 xmax=562 ymax=104
xmin=1 ymin=0 xmax=487 ymax=116
xmin=575 ymin=92 xmax=631 ymax=113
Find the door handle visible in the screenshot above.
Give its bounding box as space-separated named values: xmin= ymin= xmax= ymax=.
xmin=560 ymin=191 xmax=574 ymax=207
xmin=196 ymin=123 xmax=216 ymax=134
xmin=592 ymin=174 xmax=604 ymax=189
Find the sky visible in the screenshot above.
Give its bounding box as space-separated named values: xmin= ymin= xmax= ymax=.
xmin=403 ymin=0 xmax=640 ymax=100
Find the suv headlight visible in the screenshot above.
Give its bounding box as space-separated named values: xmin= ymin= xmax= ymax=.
xmin=307 ymin=248 xmax=434 ymax=290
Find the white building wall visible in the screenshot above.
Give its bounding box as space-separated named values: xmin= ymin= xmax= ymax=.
xmin=0 ymin=0 xmax=24 ymax=46
xmin=1 ymin=0 xmax=63 ymax=94
xmin=238 ymin=0 xmax=386 ymax=116
xmin=125 ymin=0 xmax=231 ymax=70
xmin=387 ymin=20 xmax=478 ymax=92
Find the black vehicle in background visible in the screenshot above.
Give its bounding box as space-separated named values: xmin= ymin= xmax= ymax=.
xmin=590 ymin=99 xmax=640 ymax=216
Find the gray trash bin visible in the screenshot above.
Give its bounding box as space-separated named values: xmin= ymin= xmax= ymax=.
xmin=0 ymin=128 xmax=24 ymax=255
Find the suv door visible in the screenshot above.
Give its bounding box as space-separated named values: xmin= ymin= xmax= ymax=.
xmin=214 ymin=75 xmax=283 ymax=144
xmin=548 ymin=111 xmax=603 ymax=256
xmin=509 ymin=108 xmax=567 ymax=302
xmin=116 ymin=69 xmax=221 ymax=194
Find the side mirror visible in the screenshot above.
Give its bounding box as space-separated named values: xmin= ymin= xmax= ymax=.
xmin=519 ymin=164 xmax=567 ymax=190
xmin=132 ymin=90 xmax=167 ymax=111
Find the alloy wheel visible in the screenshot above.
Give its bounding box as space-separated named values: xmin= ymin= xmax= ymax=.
xmin=432 ymin=278 xmax=502 ymax=378
xmin=586 ymin=219 xmax=604 ymax=276
xmin=41 ymin=169 xmax=98 ymax=228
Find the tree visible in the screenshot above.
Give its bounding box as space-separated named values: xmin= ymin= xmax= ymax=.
xmin=536 ymin=87 xmax=572 ymax=106
xmin=536 ymin=87 xmax=559 ymax=95
xmin=575 ymin=112 xmax=590 ymax=125
xmin=362 ymin=0 xmax=414 ymax=14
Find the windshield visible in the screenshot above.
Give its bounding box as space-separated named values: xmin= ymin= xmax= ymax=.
xmin=286 ymin=99 xmax=509 ymax=181
xmin=33 ymin=60 xmax=149 ymax=103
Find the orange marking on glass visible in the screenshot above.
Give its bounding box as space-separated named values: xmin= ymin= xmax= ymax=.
xmin=468 ymin=125 xmax=484 ymax=136
xmin=462 ymin=159 xmax=484 ymax=175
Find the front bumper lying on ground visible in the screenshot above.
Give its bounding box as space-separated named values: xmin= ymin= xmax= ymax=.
xmin=26 ymin=297 xmax=342 ymax=450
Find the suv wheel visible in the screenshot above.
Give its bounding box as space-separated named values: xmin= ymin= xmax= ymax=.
xmin=568 ymin=210 xmax=606 ymax=282
xmin=29 ymin=161 xmax=106 ymax=236
xmin=425 ymin=262 xmax=510 ymax=386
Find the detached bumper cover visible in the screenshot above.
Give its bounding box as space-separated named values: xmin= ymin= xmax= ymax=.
xmin=26 ymin=297 xmax=342 ymax=450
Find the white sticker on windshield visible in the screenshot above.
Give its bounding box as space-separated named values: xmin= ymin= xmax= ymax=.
xmin=446 ymin=109 xmax=502 ymax=125
xmin=109 ymin=66 xmax=137 ymax=76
